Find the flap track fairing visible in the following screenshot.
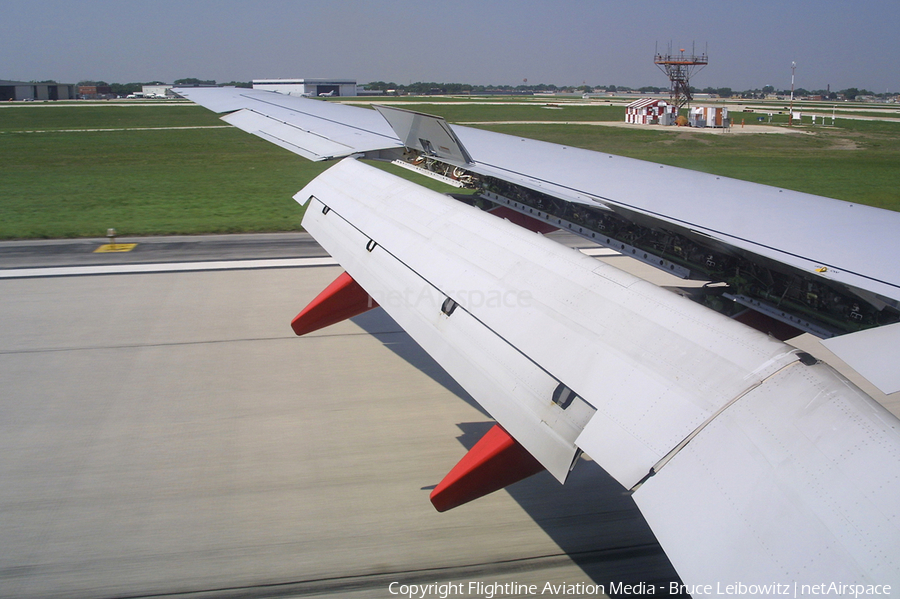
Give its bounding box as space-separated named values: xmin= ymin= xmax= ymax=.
xmin=430 ymin=424 xmax=545 ymax=512
xmin=291 ymin=271 xmax=379 ymax=336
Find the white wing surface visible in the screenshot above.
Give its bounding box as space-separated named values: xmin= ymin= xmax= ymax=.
xmin=175 ymin=87 xmax=403 ymax=160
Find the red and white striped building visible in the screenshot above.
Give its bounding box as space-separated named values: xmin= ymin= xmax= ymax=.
xmin=625 ymin=98 xmax=677 ymax=125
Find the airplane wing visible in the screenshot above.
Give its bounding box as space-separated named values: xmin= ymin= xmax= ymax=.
xmin=177 ymin=87 xmax=900 ymax=589
xmin=175 ymin=86 xmax=404 ymax=161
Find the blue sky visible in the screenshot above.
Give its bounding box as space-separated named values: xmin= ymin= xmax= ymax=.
xmin=4 ymin=0 xmax=897 ymax=92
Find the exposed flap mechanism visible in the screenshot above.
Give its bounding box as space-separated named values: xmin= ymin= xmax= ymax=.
xmin=374 ymin=105 xmax=473 ymax=165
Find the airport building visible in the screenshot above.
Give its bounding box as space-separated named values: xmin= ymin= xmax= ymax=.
xmin=1 ymin=80 xmax=77 ymax=101
xmin=625 ymin=98 xmax=677 ymax=125
xmin=689 ymin=105 xmax=730 ymax=128
xmin=252 ymin=78 xmax=357 ymax=97
xmin=78 ymin=85 xmax=113 ymax=99
xmin=142 ymin=84 xmax=175 ymax=98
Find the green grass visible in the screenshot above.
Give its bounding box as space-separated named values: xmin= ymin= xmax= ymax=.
xmin=376 ymin=103 xmax=626 ymax=123
xmin=0 ymin=104 xmax=221 ymax=132
xmin=1 ymin=100 xmax=898 ymax=239
xmin=0 ymin=112 xmax=328 ymax=238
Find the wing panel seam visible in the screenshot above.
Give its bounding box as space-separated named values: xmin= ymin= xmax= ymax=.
xmin=630 ymin=357 xmax=802 ymax=492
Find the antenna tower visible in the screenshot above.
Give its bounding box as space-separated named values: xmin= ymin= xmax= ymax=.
xmin=654 ymin=42 xmax=708 ymax=110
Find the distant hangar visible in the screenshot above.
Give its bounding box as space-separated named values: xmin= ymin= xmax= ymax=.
xmin=1 ymin=80 xmax=77 ymax=101
xmin=252 ymin=78 xmax=357 ymax=97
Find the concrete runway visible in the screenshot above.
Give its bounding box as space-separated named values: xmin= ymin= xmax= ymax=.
xmin=0 ymin=234 xmax=681 ymax=599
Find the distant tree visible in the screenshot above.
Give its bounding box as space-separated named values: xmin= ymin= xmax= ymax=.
xmin=840 ymin=87 xmax=860 ymax=100
xmin=220 ymin=81 xmax=251 ymax=88
xmin=110 ymin=82 xmax=142 ymax=95
xmin=363 ymin=81 xmax=399 ymax=91
xmin=174 ymin=78 xmax=216 ymax=86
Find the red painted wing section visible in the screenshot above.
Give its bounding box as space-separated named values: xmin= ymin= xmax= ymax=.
xmin=430 ymin=424 xmax=546 ymax=512
xmin=291 ymin=271 xmax=378 ymax=336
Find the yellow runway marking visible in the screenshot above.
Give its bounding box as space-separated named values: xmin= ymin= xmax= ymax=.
xmin=94 ymin=243 xmax=138 ymax=253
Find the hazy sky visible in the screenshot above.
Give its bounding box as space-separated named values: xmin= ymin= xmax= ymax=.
xmin=4 ymin=0 xmax=897 ymax=92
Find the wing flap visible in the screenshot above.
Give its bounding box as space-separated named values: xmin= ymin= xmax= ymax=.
xmin=294 ymin=158 xmax=808 ymax=490
xmin=374 ymin=105 xmax=473 ymax=165
xmin=300 ymin=189 xmax=586 ymax=480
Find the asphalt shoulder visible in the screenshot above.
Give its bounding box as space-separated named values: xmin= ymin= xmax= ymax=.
xmin=0 ymin=232 xmax=327 ymax=269
xmin=0 ymin=231 xmax=595 ymax=270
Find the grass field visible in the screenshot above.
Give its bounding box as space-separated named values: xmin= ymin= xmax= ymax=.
xmin=1 ymin=100 xmax=898 ymax=239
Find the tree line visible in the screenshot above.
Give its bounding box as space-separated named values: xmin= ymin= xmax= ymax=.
xmin=362 ymin=81 xmax=883 ymax=100
xmin=67 ymin=78 xmax=886 ymax=101
xmin=74 ymin=79 xmax=251 ymax=94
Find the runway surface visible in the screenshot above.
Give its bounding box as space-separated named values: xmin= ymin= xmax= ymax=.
xmin=0 ymin=233 xmax=681 ymax=599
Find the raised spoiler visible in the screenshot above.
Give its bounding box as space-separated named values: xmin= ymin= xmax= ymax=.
xmin=291 ymin=158 xmax=900 ymax=585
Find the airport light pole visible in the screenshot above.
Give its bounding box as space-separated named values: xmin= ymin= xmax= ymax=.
xmin=788 ymin=62 xmax=796 ymax=126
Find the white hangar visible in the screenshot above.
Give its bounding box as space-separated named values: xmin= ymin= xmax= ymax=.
xmin=252 ymin=78 xmax=357 ymax=98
